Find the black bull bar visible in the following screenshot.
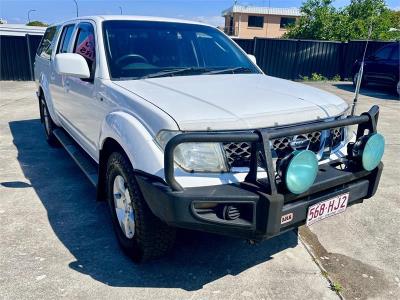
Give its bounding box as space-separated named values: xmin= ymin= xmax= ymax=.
xmin=156 ymin=106 xmax=382 ymax=238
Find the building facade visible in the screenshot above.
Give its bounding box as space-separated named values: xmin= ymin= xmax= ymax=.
xmin=222 ymin=5 xmax=301 ymax=39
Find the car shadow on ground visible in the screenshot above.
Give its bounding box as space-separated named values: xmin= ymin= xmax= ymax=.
xmin=333 ymin=83 xmax=399 ymax=101
xmin=8 ymin=119 xmax=298 ymax=291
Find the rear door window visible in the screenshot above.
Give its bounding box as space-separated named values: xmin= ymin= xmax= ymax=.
xmin=37 ymin=26 xmax=58 ymax=59
xmin=57 ymin=25 xmax=75 ymax=54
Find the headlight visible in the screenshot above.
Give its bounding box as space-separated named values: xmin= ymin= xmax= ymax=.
xmin=155 ymin=130 xmax=229 ymax=173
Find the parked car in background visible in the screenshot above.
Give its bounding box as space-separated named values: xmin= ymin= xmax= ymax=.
xmin=34 ymin=16 xmax=385 ymax=263
xmin=352 ymin=42 xmax=400 ymax=96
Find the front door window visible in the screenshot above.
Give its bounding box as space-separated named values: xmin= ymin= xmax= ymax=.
xmin=73 ymin=23 xmax=96 ymax=80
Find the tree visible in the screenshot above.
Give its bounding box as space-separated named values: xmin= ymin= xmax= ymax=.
xmin=26 ymin=20 xmax=48 ymax=27
xmin=285 ymin=0 xmax=400 ymax=41
xmin=345 ymin=0 xmax=395 ymax=40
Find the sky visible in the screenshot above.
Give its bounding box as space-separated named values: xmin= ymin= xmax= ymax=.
xmin=1 ymin=0 xmax=399 ymax=26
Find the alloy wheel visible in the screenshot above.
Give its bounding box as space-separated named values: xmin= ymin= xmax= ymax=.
xmin=113 ymin=175 xmax=135 ymax=239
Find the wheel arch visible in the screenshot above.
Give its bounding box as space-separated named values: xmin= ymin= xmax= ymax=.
xmin=37 ymin=76 xmax=60 ymax=126
xmin=97 ymin=137 xmax=128 ymax=201
xmin=97 ymin=111 xmax=165 ymax=200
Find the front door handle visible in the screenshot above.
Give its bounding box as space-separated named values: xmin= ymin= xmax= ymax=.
xmin=97 ymin=92 xmax=106 ymax=102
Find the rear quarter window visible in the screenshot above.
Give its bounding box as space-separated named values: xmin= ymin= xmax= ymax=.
xmin=37 ymin=26 xmax=58 ymax=60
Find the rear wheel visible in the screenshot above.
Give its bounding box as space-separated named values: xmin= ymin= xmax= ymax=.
xmin=39 ymin=97 xmax=59 ymax=147
xmin=106 ymin=152 xmax=176 ymax=262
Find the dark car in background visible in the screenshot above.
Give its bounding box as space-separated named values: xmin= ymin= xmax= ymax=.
xmin=352 ymin=42 xmax=399 ymax=96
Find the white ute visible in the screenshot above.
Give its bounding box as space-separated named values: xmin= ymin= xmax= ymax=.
xmin=35 ymin=16 xmax=384 ymax=262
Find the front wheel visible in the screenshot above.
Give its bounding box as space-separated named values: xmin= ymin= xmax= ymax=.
xmin=106 ymin=152 xmax=176 ymax=262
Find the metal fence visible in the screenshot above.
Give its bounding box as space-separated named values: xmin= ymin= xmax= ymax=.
xmin=0 ymin=34 xmax=42 ymax=81
xmin=234 ymin=38 xmax=393 ymax=80
xmin=0 ymin=33 xmax=394 ymax=81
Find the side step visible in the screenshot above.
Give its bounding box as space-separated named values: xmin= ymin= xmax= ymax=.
xmin=53 ymin=128 xmax=98 ymax=187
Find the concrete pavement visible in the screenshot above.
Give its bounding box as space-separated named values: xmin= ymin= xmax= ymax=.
xmin=303 ymin=82 xmax=400 ymax=300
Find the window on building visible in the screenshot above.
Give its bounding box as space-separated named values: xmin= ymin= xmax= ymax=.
xmin=248 ymin=16 xmax=264 ymax=28
xmin=280 ymin=17 xmax=296 ymax=29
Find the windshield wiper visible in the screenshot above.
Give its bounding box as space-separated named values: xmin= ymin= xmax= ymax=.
xmin=141 ymin=67 xmax=209 ymax=79
xmin=203 ymin=66 xmax=254 ymax=75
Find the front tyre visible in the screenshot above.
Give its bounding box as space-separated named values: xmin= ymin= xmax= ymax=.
xmin=39 ymin=97 xmax=59 ymax=147
xmin=106 ymin=152 xmax=176 ymax=262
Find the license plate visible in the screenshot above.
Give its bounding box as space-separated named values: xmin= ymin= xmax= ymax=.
xmin=306 ymin=193 xmax=349 ymax=226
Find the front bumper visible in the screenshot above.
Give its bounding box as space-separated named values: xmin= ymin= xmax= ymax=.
xmin=136 ymin=106 xmax=384 ymax=240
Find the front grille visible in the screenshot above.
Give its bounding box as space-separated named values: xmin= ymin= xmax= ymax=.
xmin=223 ymin=127 xmax=345 ymax=168
xmin=331 ymin=127 xmax=343 ymax=149
xmin=273 ymin=131 xmax=321 ymax=155
xmin=223 ymin=142 xmax=251 ymax=167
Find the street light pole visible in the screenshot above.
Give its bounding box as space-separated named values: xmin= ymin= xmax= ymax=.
xmin=73 ymin=0 xmax=79 ymax=17
xmin=28 ymin=9 xmax=36 ymax=23
xmin=119 ymin=6 xmax=123 ymax=15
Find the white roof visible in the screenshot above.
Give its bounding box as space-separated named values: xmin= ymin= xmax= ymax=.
xmin=0 ymin=24 xmax=46 ymax=36
xmin=57 ymin=15 xmax=212 ymax=27
xmin=222 ymin=5 xmax=301 ymax=17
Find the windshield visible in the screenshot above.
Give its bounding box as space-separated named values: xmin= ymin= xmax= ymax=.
xmin=102 ymin=20 xmax=260 ymax=80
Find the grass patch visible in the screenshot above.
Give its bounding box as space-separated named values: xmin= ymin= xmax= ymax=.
xmin=299 ymin=73 xmax=341 ymax=81
xmin=331 ymin=281 xmax=343 ymax=293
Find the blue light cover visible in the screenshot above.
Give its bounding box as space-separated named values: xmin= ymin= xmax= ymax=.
xmin=285 ymin=150 xmax=318 ymax=194
xmin=362 ymin=133 xmax=385 ymax=171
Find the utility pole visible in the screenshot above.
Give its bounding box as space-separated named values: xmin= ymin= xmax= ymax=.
xmin=27 ymin=9 xmax=36 ymax=23
xmin=119 ymin=6 xmax=123 ymax=15
xmin=73 ymin=0 xmax=79 ymax=17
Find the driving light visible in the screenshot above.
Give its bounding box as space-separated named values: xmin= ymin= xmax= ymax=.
xmin=155 ymin=130 xmax=228 ymax=172
xmin=353 ymin=133 xmax=385 ymax=171
xmin=279 ymin=150 xmax=318 ymax=194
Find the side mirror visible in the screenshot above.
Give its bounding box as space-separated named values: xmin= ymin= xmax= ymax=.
xmin=247 ymin=54 xmax=257 ymax=65
xmin=54 ymin=53 xmax=90 ymax=78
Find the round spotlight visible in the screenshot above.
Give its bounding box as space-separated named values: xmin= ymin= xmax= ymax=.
xmin=353 ymin=133 xmax=385 ymax=171
xmin=279 ymin=150 xmax=318 ymax=194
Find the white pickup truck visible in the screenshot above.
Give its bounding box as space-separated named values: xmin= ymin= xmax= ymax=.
xmin=34 ymin=16 xmax=385 ymax=262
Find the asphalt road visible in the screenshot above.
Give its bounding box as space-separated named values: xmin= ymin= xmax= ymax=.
xmin=0 ymin=81 xmax=398 ymax=299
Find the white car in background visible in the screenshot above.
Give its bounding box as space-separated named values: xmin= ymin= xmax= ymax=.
xmin=34 ymin=16 xmax=385 ymax=263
